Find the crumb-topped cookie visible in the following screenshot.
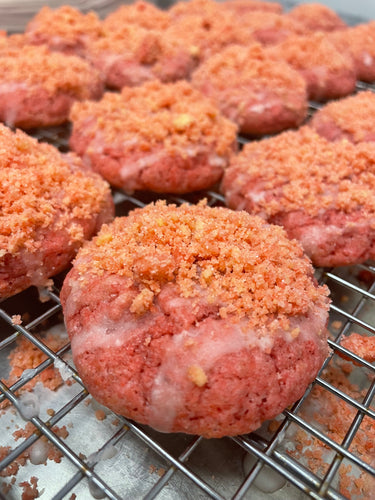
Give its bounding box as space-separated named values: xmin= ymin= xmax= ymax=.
xmin=0 ymin=38 xmax=103 ymax=128
xmin=267 ymin=32 xmax=356 ymax=101
xmin=0 ymin=124 xmax=113 ymax=299
xmin=310 ymin=91 xmax=375 ymax=143
xmin=287 ymin=3 xmax=346 ymax=32
xmin=70 ymin=79 xmax=237 ymax=193
xmin=222 ymin=127 xmax=375 ymax=267
xmin=192 ymin=43 xmax=307 ymax=136
xmin=85 ymin=22 xmax=196 ymax=89
xmin=25 ymin=5 xmax=102 ymax=56
xmin=61 ymin=200 xmax=330 ymax=438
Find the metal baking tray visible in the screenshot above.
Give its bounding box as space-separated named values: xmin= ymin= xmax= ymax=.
xmin=1 ymin=2 xmax=375 ymax=499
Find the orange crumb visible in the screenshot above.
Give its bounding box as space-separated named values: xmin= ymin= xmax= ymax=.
xmin=104 ymin=1 xmax=170 ymax=31
xmin=290 ymin=359 xmax=375 ymax=497
xmin=331 ymin=320 xmax=343 ymax=330
xmin=73 ymin=201 xmax=329 ymax=334
xmin=227 ymin=126 xmax=375 ymax=217
xmin=267 ymin=32 xmax=353 ymax=73
xmin=340 ymin=362 xmax=353 ymax=375
xmin=25 ymin=5 xmax=102 ymax=49
xmin=0 ymin=124 xmax=111 ymax=261
xmin=11 ymin=315 xmax=22 ymax=326
xmin=0 ymin=42 xmax=100 ymax=98
xmin=192 ymin=43 xmax=306 ymax=102
xmin=341 ymin=333 xmax=375 ymax=363
xmin=310 ymin=92 xmax=375 ymax=144
xmin=157 ymin=468 xmax=166 ymax=477
xmin=95 ymin=409 xmax=106 ymax=421
xmin=52 ymin=425 xmax=69 ymax=440
xmin=0 ymin=445 xmax=28 ymax=478
xmin=187 ymin=365 xmax=208 ymax=387
xmin=287 ymin=3 xmax=346 ymax=32
xmin=46 ymin=409 xmax=55 ymax=417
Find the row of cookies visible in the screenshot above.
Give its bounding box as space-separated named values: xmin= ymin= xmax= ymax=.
xmin=1 ymin=0 xmax=375 ymax=135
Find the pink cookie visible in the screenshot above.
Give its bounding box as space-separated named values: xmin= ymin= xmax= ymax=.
xmin=0 ymin=124 xmax=113 ymax=299
xmin=266 ymin=32 xmax=356 ymax=101
xmin=0 ymin=37 xmax=103 ymax=128
xmin=310 ymin=91 xmax=375 ymax=143
xmin=191 ymin=44 xmax=307 ymax=136
xmin=222 ymin=127 xmax=375 ymax=267
xmin=61 ymin=201 xmax=330 ymax=438
xmin=287 ymin=3 xmax=347 ymax=32
xmin=69 ymin=80 xmax=237 ymax=194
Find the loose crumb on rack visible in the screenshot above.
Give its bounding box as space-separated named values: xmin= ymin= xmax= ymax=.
xmin=288 ymin=358 xmax=375 ymax=497
xmin=331 ymin=320 xmax=343 ymax=330
xmin=340 ymin=333 xmax=375 ymax=363
xmin=19 ymin=476 xmax=39 ymax=500
xmin=11 ymin=315 xmax=22 ymax=326
xmin=0 ymin=331 xmax=68 ymax=410
xmin=95 ymin=409 xmax=106 ymax=421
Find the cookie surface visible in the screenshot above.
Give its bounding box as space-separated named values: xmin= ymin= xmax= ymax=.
xmin=69 ymin=80 xmax=237 ymax=194
xmin=0 ymin=124 xmax=113 ymax=299
xmin=222 ymin=127 xmax=375 ymax=267
xmin=61 ymin=201 xmax=330 ymax=438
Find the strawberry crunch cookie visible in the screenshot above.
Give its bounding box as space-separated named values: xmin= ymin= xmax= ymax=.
xmin=222 ymin=127 xmax=375 ymax=267
xmin=70 ymin=80 xmax=237 ymax=194
xmin=61 ymin=201 xmax=330 ymax=438
xmin=287 ymin=3 xmax=347 ymax=33
xmin=0 ymin=37 xmax=103 ymax=128
xmin=0 ymin=124 xmax=114 ymax=299
xmin=25 ymin=5 xmax=103 ymax=56
xmin=192 ymin=44 xmax=307 ymax=136
xmin=85 ymin=23 xmax=197 ymax=89
xmin=310 ymin=91 xmax=375 ymax=143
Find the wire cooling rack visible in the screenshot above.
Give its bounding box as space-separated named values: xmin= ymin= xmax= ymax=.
xmin=1 ymin=1 xmax=375 ymax=495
